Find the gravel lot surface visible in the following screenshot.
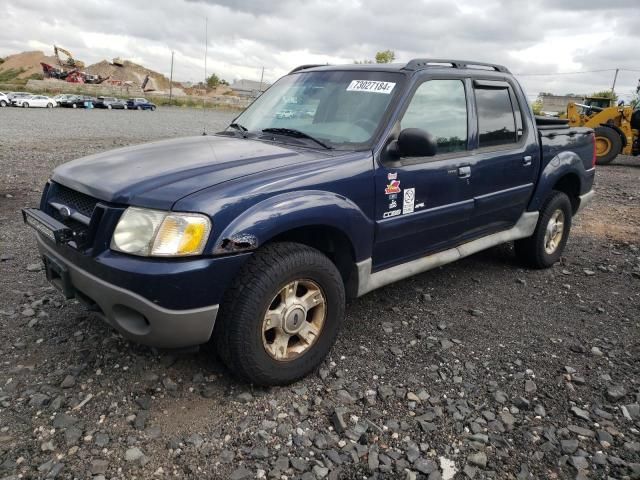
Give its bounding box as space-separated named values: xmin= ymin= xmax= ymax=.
xmin=0 ymin=106 xmax=639 ymax=479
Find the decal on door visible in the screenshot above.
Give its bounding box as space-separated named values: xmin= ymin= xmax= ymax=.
xmin=403 ymin=188 xmax=415 ymax=215
xmin=385 ymin=179 xmax=401 ymax=195
xmin=383 ymin=209 xmax=401 ymax=218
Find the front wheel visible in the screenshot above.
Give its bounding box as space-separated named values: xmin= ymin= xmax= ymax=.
xmin=0 ymin=100 xmax=7 ymax=107
xmin=137 ymin=105 xmax=142 ymax=110
xmin=72 ymin=103 xmax=77 ymax=109
xmin=23 ymin=103 xmax=29 ymax=108
xmin=594 ymin=126 xmax=622 ymax=165
xmin=107 ymin=104 xmax=112 ymax=110
xmin=515 ymin=191 xmax=573 ymax=269
xmin=214 ymin=242 xmax=345 ymax=385
xmin=47 ymin=103 xmax=53 ymax=108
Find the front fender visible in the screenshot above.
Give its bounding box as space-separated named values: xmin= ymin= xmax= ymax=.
xmin=212 ymin=190 xmax=374 ymax=261
xmin=528 ymin=150 xmax=586 ymax=212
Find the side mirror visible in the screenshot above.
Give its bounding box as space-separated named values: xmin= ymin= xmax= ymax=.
xmin=387 ymin=128 xmax=437 ymax=158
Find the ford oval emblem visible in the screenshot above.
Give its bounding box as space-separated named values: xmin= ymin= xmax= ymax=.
xmin=59 ymin=206 xmax=71 ymax=219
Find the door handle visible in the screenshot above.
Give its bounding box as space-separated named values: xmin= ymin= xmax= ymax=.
xmin=523 ymin=155 xmax=533 ymax=166
xmin=457 ymin=166 xmax=471 ymax=178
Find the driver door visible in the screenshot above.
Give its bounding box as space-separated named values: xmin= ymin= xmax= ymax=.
xmin=372 ymin=78 xmax=475 ymax=270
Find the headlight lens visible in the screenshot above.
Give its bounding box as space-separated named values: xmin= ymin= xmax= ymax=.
xmin=111 ymin=207 xmax=211 ymax=257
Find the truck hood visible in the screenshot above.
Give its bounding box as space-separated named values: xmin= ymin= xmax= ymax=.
xmin=52 ymin=135 xmax=329 ymax=210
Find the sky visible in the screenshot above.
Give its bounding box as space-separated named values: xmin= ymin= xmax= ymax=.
xmin=2 ymin=0 xmax=639 ymax=101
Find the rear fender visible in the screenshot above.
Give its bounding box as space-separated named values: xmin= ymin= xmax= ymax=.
xmin=528 ymin=151 xmax=586 ymax=212
xmin=212 ymin=191 xmax=374 ymax=261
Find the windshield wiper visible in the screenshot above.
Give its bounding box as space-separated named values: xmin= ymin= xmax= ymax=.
xmin=229 ymin=122 xmax=248 ymax=132
xmin=261 ymin=128 xmax=332 ymax=149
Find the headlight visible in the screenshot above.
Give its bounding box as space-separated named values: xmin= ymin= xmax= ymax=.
xmin=111 ymin=207 xmax=211 ymax=257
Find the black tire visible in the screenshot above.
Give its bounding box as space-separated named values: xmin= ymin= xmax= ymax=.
xmin=107 ymin=104 xmax=112 ymax=110
xmin=214 ymin=242 xmax=345 ymax=385
xmin=47 ymin=103 xmax=53 ymax=108
xmin=72 ymin=103 xmax=77 ymax=109
xmin=137 ymin=105 xmax=142 ymax=110
xmin=150 ymin=106 xmax=156 ymax=111
xmin=23 ymin=103 xmax=29 ymax=108
xmin=594 ymin=126 xmax=622 ymax=165
xmin=515 ymin=191 xmax=573 ymax=269
xmin=0 ymin=100 xmax=6 ymax=107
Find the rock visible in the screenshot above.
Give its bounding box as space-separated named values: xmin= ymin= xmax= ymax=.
xmin=331 ymin=408 xmax=348 ymax=434
xmin=52 ymin=413 xmax=78 ymax=429
xmin=468 ymin=308 xmax=484 ymax=317
xmin=569 ymin=456 xmax=589 ymax=470
xmin=524 ymin=380 xmax=537 ymax=394
xmin=230 ymin=468 xmax=253 ymax=480
xmin=236 ymin=392 xmax=253 ymax=403
xmin=186 ymin=433 xmax=204 ymax=448
xmin=312 ymin=465 xmax=329 ymax=478
xmin=64 ymin=427 xmax=82 ymax=446
xmin=622 ymin=403 xmax=640 ymax=420
xmin=94 ymin=433 xmax=110 ymax=447
xmin=336 ymin=389 xmax=355 ymax=404
xmin=494 ymin=391 xmax=508 ymax=403
xmin=561 ymin=439 xmax=579 ymax=454
xmin=41 ymin=440 xmax=55 ymax=451
xmin=570 ymin=406 xmax=590 ymax=421
xmin=251 ymin=446 xmax=269 ymax=459
xmin=26 ymin=263 xmax=42 ymax=272
xmin=90 ymin=460 xmax=109 ymax=475
xmin=607 ymin=385 xmax=627 ymax=401
xmin=219 ymin=450 xmax=235 ymax=463
xmin=513 ymin=397 xmax=530 ymax=409
xmin=21 ymin=308 xmax=35 ymax=317
xmin=59 ymin=375 xmax=76 ymax=388
xmin=440 ymin=457 xmax=458 ymax=480
xmin=597 ymin=430 xmax=614 ymax=447
xmin=29 ymin=393 xmax=50 ymax=407
xmin=414 ymin=458 xmax=438 ymax=474
xmin=591 ymin=346 xmax=603 ymax=356
xmin=378 ymin=385 xmax=394 ymax=401
xmin=162 ymin=377 xmax=178 ymax=391
xmin=467 ymin=452 xmax=487 ymax=469
xmin=125 ymin=447 xmax=144 ymax=462
xmin=568 ymin=425 xmax=595 ymax=438
xmin=134 ymin=410 xmax=150 ymax=430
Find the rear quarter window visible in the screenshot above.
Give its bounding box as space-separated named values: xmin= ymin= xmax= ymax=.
xmin=475 ymin=87 xmax=521 ymax=148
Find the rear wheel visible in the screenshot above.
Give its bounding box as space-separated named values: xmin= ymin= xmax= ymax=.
xmin=0 ymin=100 xmax=7 ymax=107
xmin=214 ymin=242 xmax=345 ymax=385
xmin=47 ymin=103 xmax=53 ymax=108
xmin=594 ymin=126 xmax=622 ymax=165
xmin=72 ymin=103 xmax=77 ymax=109
xmin=137 ymin=105 xmax=142 ymax=110
xmin=515 ymin=191 xmax=573 ymax=269
xmin=23 ymin=103 xmax=29 ymax=108
xmin=107 ymin=104 xmax=112 ymax=110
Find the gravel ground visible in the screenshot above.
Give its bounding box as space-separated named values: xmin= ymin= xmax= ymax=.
xmin=0 ymin=106 xmax=639 ymax=480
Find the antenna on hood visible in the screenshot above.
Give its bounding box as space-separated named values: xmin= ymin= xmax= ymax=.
xmin=202 ymin=16 xmax=208 ymax=136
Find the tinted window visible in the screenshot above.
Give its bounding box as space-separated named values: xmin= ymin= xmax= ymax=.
xmin=475 ymin=87 xmax=518 ymax=147
xmin=401 ymin=80 xmax=467 ymax=154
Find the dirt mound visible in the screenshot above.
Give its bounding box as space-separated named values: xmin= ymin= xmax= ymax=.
xmin=85 ymin=60 xmax=171 ymax=91
xmin=0 ymin=51 xmax=57 ymax=79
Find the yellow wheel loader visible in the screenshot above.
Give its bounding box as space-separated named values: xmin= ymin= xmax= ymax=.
xmin=566 ymin=96 xmax=640 ymax=164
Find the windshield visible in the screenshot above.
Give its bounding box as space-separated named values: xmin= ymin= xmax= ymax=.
xmin=232 ymin=70 xmax=405 ymax=149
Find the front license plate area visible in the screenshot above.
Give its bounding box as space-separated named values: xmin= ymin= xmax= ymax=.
xmin=43 ymin=254 xmax=75 ymax=299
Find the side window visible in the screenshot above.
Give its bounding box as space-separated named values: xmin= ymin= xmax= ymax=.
xmin=475 ymin=87 xmax=520 ymax=147
xmin=401 ymin=80 xmax=467 ymax=154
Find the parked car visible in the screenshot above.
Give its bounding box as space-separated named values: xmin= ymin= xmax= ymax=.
xmin=59 ymin=96 xmax=97 ymax=108
xmin=0 ymin=92 xmax=8 ymax=107
xmin=14 ymin=95 xmax=57 ymax=108
xmin=8 ymin=92 xmax=32 ymax=105
xmin=53 ymin=94 xmax=75 ymax=104
xmin=94 ymin=97 xmax=127 ymax=109
xmin=126 ymin=98 xmax=156 ymax=110
xmin=23 ymin=59 xmax=595 ymax=385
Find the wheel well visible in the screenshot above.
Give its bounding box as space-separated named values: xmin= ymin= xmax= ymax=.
xmin=553 ymin=174 xmax=580 ymax=214
xmin=268 ymin=226 xmax=357 ymax=296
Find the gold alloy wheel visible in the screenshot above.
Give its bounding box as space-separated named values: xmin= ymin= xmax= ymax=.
xmin=595 ymin=136 xmax=612 ymax=157
xmin=262 ymin=279 xmax=326 ymax=361
xmin=544 ymin=209 xmax=565 ymax=255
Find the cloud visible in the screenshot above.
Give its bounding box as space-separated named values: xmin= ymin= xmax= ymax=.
xmin=2 ymin=0 xmax=639 ymax=100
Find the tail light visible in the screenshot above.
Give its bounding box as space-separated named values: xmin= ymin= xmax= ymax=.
xmin=591 ymin=132 xmax=597 ymax=167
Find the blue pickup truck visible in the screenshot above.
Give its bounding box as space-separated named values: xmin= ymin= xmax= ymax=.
xmin=23 ymin=59 xmax=595 ymax=385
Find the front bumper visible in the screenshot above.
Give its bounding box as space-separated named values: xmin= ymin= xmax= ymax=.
xmin=37 ymin=237 xmax=219 ymax=348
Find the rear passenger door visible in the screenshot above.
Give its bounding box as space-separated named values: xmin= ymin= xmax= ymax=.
xmin=373 ymin=78 xmax=475 ymax=269
xmin=467 ymin=80 xmax=539 ymax=234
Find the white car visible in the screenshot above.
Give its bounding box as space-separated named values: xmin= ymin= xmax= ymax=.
xmin=15 ymin=95 xmax=57 ymax=108
xmin=0 ymin=92 xmax=9 ymax=107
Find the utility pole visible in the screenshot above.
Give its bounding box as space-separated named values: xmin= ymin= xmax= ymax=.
xmin=169 ymin=50 xmax=174 ymax=103
xmin=611 ymin=68 xmax=619 ymax=97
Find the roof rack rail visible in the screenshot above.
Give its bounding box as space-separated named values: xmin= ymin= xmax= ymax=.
xmin=403 ymin=59 xmax=510 ymax=73
xmin=289 ymin=64 xmax=327 ymax=74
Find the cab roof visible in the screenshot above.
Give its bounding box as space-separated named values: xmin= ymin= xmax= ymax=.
xmin=290 ymin=59 xmax=510 ymax=75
